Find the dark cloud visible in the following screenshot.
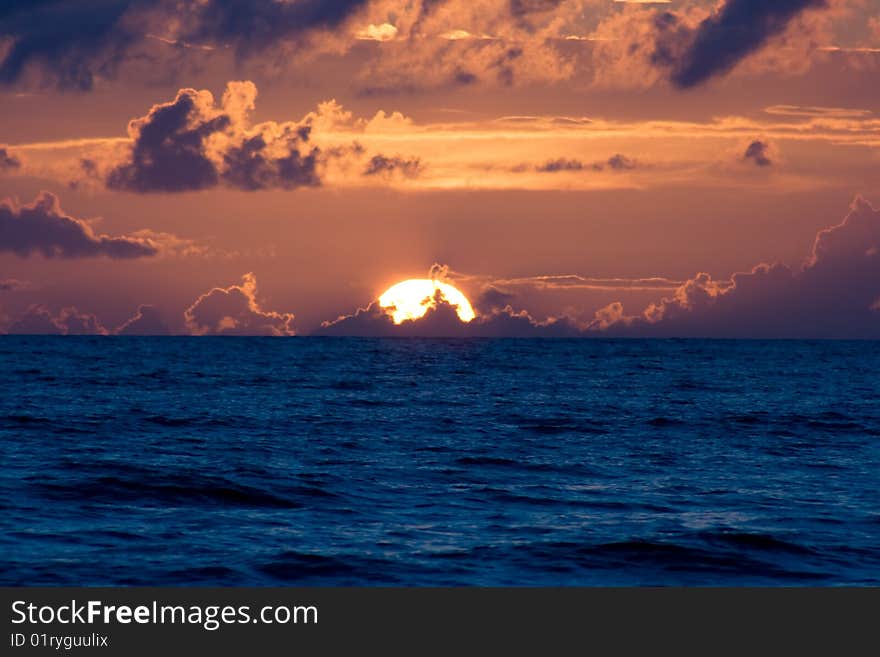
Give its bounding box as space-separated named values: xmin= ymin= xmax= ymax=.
xmin=324 ymin=196 xmax=880 ymax=339
xmin=0 ymin=146 xmax=21 ymax=170
xmin=0 ymin=0 xmax=144 ymax=90
xmin=106 ymin=82 xmax=321 ymax=193
xmin=184 ymin=273 xmax=295 ymax=336
xmin=598 ymin=196 xmax=880 ymax=338
xmin=671 ymin=0 xmax=826 ymax=88
xmin=453 ymin=70 xmax=479 ymax=86
xmin=509 ymin=0 xmax=565 ymax=20
xmin=115 ymin=304 xmax=170 ymax=335
xmin=363 ymin=155 xmax=422 ymax=179
xmin=475 ymin=285 xmax=517 ymax=313
xmin=0 ymin=191 xmax=158 ymax=258
xmin=537 ymin=158 xmax=587 ymax=173
xmin=319 ymin=293 xmax=580 ymax=338
xmin=493 ymin=47 xmax=523 ymax=86
xmin=107 ymin=88 xmax=228 ymax=192
xmin=411 ymin=0 xmax=450 ymax=36
xmin=743 ymin=140 xmax=773 ymax=167
xmin=0 ymin=1 xmax=372 ymax=91
xmin=535 ymin=155 xmax=636 ymax=173
xmin=6 ymin=305 xmax=63 ymax=335
xmin=185 ymin=0 xmax=371 ymax=57
xmin=6 ymin=305 xmax=107 ymax=335
xmin=606 ymin=154 xmax=636 ymax=170
xmin=221 ymin=130 xmax=321 ymax=191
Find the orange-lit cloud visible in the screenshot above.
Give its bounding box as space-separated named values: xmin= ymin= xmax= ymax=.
xmin=15 ymin=86 xmax=879 ymax=195
xmin=107 ymin=81 xmax=322 ymax=193
xmin=2 ymin=0 xmax=875 ymax=97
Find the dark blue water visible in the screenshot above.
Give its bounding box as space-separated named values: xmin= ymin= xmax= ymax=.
xmin=1 ymin=337 xmax=878 ymax=586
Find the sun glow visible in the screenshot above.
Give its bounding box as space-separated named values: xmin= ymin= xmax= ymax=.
xmin=378 ymin=279 xmax=476 ymax=325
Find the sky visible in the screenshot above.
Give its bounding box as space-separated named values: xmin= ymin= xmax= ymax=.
xmin=1 ymin=0 xmax=879 ymax=338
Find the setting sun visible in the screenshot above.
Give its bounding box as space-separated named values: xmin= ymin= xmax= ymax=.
xmin=378 ymin=279 xmax=476 ymax=325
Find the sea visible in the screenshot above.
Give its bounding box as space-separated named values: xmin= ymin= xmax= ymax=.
xmin=1 ymin=336 xmax=878 ymax=586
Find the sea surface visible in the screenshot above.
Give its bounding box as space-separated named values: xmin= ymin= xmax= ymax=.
xmin=1 ymin=336 xmax=878 ymax=586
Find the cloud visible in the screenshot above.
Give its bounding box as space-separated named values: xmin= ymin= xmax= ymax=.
xmin=181 ymin=0 xmax=372 ymax=57
xmin=590 ymin=0 xmax=833 ymax=89
xmin=184 ymin=273 xmax=295 ymax=336
xmin=534 ymin=154 xmax=636 ymax=173
xmin=509 ymin=0 xmax=566 ymax=19
xmin=106 ymin=87 xmax=230 ymax=192
xmin=6 ymin=305 xmax=107 ymax=335
xmin=319 ymin=295 xmax=581 ymax=337
xmin=344 ymin=197 xmax=879 ymax=339
xmin=352 ymin=0 xmax=580 ymax=92
xmin=1 ymin=0 xmax=577 ymax=93
xmin=742 ymin=139 xmax=773 ymax=167
xmin=0 ymin=191 xmax=158 ymax=258
xmin=2 ymin=0 xmax=866 ymax=95
xmin=607 ymin=154 xmax=637 ymax=170
xmin=475 ymin=285 xmax=518 ymax=312
xmin=115 ymin=304 xmax=170 ymax=335
xmin=0 ymin=278 xmax=29 ymax=292
xmin=0 ymin=0 xmax=144 ymax=90
xmin=363 ymin=154 xmax=422 ymax=178
xmin=23 ymin=98 xmax=880 ymax=193
xmin=106 ymin=81 xmax=323 ymax=193
xmin=670 ymin=0 xmax=826 ymax=88
xmin=489 ymin=274 xmax=682 ymax=291
xmin=221 ymin=130 xmax=321 ymax=191
xmin=356 ymin=23 xmax=398 ymax=42
xmin=319 ymin=262 xmax=581 ymax=337
xmin=0 ymin=1 xmax=372 ymax=91
xmin=0 ymin=146 xmax=21 ymax=170
xmin=537 ymin=158 xmax=590 ymax=173
xmin=763 ymin=105 xmax=873 ymax=119
xmin=597 ymin=196 xmax=880 ymax=338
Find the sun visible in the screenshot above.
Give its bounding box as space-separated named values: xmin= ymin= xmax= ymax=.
xmin=379 ymin=279 xmax=476 ymax=325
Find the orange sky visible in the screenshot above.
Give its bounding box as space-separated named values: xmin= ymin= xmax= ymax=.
xmin=1 ymin=0 xmax=879 ymax=337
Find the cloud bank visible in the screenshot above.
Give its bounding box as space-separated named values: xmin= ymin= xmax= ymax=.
xmin=3 ymin=197 xmax=877 ymax=339
xmin=319 ymin=196 xmax=880 ymax=338
xmin=596 ymin=196 xmax=880 ymax=338
xmin=319 ymin=295 xmax=581 ymax=338
xmin=0 ymin=0 xmax=861 ymax=95
xmin=0 ymin=0 xmax=371 ymax=90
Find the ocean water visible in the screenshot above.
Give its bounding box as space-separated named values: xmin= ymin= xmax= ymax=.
xmin=1 ymin=336 xmax=878 ymax=586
